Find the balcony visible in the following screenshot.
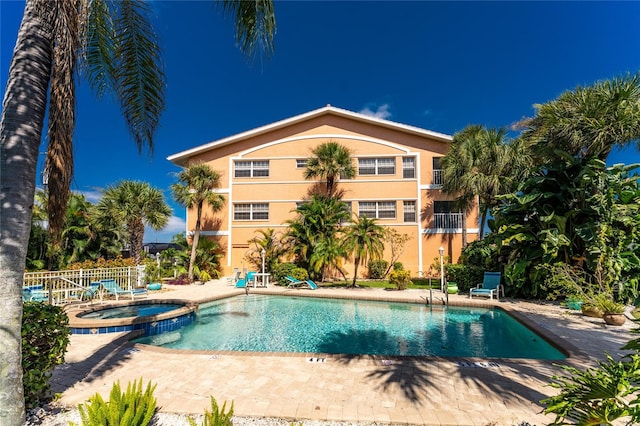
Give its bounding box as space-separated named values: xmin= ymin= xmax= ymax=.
xmin=432 ymin=169 xmax=443 ymax=185
xmin=433 ymin=212 xmax=463 ymax=229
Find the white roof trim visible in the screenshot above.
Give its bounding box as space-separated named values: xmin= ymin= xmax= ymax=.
xmin=167 ymin=105 xmax=452 ymax=166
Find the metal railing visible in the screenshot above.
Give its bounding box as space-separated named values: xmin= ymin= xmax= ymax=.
xmin=432 ymin=169 xmax=443 ymax=185
xmin=433 ymin=213 xmax=463 ymax=229
xmin=23 ymin=266 xmax=145 ymax=305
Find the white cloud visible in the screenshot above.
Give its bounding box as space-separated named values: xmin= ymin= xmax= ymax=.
xmin=359 ymin=103 xmax=392 ymax=120
xmin=145 ymin=215 xmax=186 ymax=243
xmin=75 ymin=189 xmax=103 ymax=204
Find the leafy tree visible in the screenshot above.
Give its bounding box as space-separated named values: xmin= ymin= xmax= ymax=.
xmin=0 ymin=1 xmax=275 ymax=419
xmin=441 ymin=125 xmax=531 ymax=241
xmin=494 ymin=156 xmax=640 ymax=298
xmin=342 ymin=216 xmax=385 ymax=287
xmin=94 ymin=181 xmax=172 ymax=265
xmin=171 ymin=162 xmax=225 ymax=281
xmin=382 ymin=229 xmax=411 ymax=277
xmin=304 ymin=141 xmax=355 ymax=198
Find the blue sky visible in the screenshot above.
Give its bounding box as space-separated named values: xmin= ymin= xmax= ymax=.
xmin=2 ymin=1 xmax=640 ymax=242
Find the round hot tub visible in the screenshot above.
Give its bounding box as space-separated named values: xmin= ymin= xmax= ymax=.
xmin=69 ymin=300 xmax=197 ymax=336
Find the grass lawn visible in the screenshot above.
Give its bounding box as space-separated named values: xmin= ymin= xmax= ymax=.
xmin=321 ymin=277 xmax=441 ymax=290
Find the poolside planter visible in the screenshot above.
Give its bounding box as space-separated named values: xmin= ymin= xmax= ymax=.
xmin=147 ymin=283 xmax=162 ymax=291
xmin=447 ymin=282 xmax=458 ymax=294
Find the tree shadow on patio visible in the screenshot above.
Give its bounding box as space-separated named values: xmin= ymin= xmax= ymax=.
xmin=316 ymin=329 xmax=437 ymax=402
xmin=49 ymin=332 xmax=138 ymax=395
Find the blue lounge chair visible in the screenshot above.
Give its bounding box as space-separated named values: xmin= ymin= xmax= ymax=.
xmin=23 ymin=288 xmax=49 ymax=303
xmin=235 ymin=278 xmax=247 ymax=288
xmin=285 ymin=276 xmax=317 ymax=290
xmin=100 ymin=279 xmax=147 ymax=300
xmin=469 ymin=272 xmax=504 ymax=300
xmin=81 ymin=281 xmax=102 ymax=301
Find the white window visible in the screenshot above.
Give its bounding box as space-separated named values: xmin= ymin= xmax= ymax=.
xmin=402 ymin=157 xmax=415 ymax=179
xmin=358 ymin=157 xmax=395 ymax=175
xmin=234 ymin=203 xmax=269 ymax=220
xmin=358 ymin=201 xmax=396 ymax=219
xmin=296 ymin=159 xmax=308 ymax=169
xmin=234 ymin=160 xmax=269 ymax=178
xmin=403 ymin=201 xmax=416 ymax=222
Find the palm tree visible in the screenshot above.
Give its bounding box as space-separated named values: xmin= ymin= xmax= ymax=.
xmin=523 ymin=73 xmax=640 ymax=162
xmin=171 ymin=162 xmax=225 ymax=281
xmin=0 ymin=1 xmax=275 ymax=420
xmin=304 ymin=141 xmax=355 ymax=198
xmin=441 ymin=125 xmax=530 ymax=241
xmin=284 ymin=194 xmax=350 ymax=278
xmin=343 ymin=216 xmax=385 ymax=287
xmin=246 ymin=228 xmax=287 ymax=273
xmin=94 ymin=181 xmax=172 ymax=265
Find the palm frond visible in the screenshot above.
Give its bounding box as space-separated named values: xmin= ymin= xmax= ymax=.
xmin=112 ymin=0 xmax=166 ymax=152
xmin=219 ymin=0 xmax=276 ymax=59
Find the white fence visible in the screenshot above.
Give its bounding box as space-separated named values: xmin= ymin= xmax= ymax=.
xmin=23 ymin=266 xmax=145 ymax=304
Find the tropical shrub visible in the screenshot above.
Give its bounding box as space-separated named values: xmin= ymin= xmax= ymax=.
xmin=389 ymin=269 xmax=412 ymax=290
xmin=459 ymin=234 xmax=501 ymax=272
xmin=72 ymin=379 xmax=157 ymax=426
xmin=67 ymin=256 xmax=136 ymax=270
xmin=290 ymin=267 xmax=309 ymax=281
xmin=272 ymin=262 xmax=297 ymax=284
xmin=444 ymin=264 xmax=484 ymax=292
xmin=367 ymin=259 xmax=388 ymax=279
xmin=392 ymin=261 xmax=404 ymax=271
xmin=188 ymin=396 xmax=234 ymax=426
xmin=22 ymin=303 xmax=70 ymax=408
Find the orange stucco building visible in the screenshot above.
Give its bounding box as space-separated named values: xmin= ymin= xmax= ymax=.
xmin=167 ymin=105 xmax=478 ymax=278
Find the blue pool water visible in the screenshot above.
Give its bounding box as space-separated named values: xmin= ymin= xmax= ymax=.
xmin=79 ymin=303 xmax=183 ymax=319
xmin=133 ymin=295 xmax=565 ymax=359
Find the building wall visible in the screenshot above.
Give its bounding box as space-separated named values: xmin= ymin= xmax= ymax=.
xmin=175 ymin=111 xmax=479 ymax=279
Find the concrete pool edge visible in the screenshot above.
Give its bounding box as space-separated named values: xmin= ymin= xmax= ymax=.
xmin=129 ymin=289 xmax=588 ymax=363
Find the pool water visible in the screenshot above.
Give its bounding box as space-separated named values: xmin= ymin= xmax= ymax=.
xmin=133 ymin=295 xmax=566 ymax=359
xmin=78 ymin=303 xmax=183 ymax=319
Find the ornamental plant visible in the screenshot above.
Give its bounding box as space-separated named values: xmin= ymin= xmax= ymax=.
xmin=22 ymin=302 xmax=70 ymax=408
xmin=188 ymin=396 xmax=234 ymax=426
xmin=72 ymin=379 xmax=157 ymax=426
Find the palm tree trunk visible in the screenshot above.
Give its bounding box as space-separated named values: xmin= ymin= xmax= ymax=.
xmin=351 ymin=255 xmax=360 ymax=287
xmin=188 ymin=203 xmax=203 ymax=281
xmin=461 ymin=210 xmax=468 ymax=248
xmin=480 ymin=207 xmax=488 ymax=240
xmin=129 ymin=219 xmax=145 ymax=265
xmin=0 ymin=1 xmax=54 ymax=423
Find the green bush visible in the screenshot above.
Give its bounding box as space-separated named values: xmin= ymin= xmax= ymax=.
xmin=188 ymin=396 xmax=234 ymax=426
xmin=22 ymin=302 xmax=70 ymax=408
xmin=392 ymin=262 xmax=404 ymax=271
xmin=272 ymin=262 xmax=296 ymax=284
xmin=444 ymin=264 xmax=484 ymax=292
xmin=367 ymin=259 xmax=388 ymax=279
xmin=73 ymin=379 xmax=157 ymax=426
xmin=389 ymin=269 xmax=412 ymax=290
xmin=291 ymin=267 xmax=309 ymax=281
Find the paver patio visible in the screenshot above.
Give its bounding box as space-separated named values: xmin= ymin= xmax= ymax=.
xmin=50 ymin=279 xmax=636 ymax=425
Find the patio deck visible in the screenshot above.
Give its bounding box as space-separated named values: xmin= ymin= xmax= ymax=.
xmin=49 ymin=279 xmax=636 ymax=425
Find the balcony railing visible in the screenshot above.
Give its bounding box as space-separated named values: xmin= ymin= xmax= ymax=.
xmin=432 ymin=169 xmax=443 ymax=185
xmin=433 ymin=213 xmax=463 ymax=229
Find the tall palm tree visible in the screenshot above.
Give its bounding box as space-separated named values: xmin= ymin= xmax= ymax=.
xmin=304 ymin=141 xmax=355 ymax=198
xmin=0 ymin=1 xmax=275 ymax=421
xmin=171 ymin=162 xmax=225 ymax=281
xmin=94 ymin=181 xmax=171 ymax=265
xmin=523 ymin=73 xmax=640 ymax=162
xmin=343 ymin=216 xmax=385 ymax=287
xmin=441 ymin=125 xmax=530 ymax=241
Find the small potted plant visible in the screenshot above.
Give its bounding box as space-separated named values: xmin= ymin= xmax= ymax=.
xmin=594 ymin=295 xmax=626 ymax=326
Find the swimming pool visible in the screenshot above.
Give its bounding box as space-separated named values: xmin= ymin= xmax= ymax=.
xmin=134 ymin=295 xmax=566 ymax=359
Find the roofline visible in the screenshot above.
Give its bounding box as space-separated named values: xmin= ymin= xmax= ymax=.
xmin=167 ymin=105 xmax=453 ymax=166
